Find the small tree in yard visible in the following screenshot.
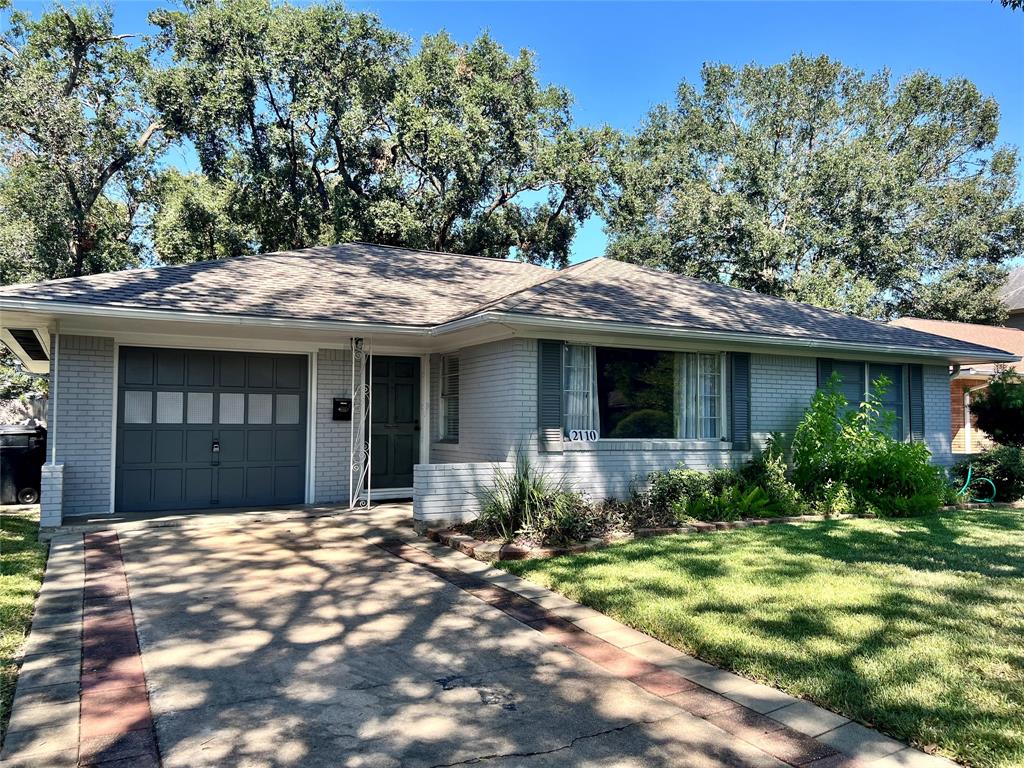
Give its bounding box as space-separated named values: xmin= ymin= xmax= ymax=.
xmin=970 ymin=368 xmax=1024 ymax=448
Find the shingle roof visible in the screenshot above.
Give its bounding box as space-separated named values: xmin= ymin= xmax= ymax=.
xmin=480 ymin=257 xmax=1016 ymax=357
xmin=0 ymin=242 xmax=1015 ymax=361
xmin=1000 ymin=267 xmax=1024 ymax=313
xmin=0 ymin=243 xmax=555 ymax=327
xmin=890 ymin=318 xmax=1024 ymax=373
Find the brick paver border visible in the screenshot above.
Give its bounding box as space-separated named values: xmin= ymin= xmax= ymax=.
xmin=373 ymin=534 xmax=960 ymax=768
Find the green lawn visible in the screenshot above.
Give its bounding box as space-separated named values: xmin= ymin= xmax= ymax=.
xmin=0 ymin=507 xmax=47 ymax=741
xmin=503 ymin=510 xmax=1024 ymax=768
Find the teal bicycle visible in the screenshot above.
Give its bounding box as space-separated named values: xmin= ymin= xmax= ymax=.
xmin=957 ymin=464 xmax=997 ymax=503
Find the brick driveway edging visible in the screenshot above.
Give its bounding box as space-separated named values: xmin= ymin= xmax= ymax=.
xmin=373 ymin=529 xmax=961 ymax=768
xmin=0 ymin=532 xmax=160 ymax=768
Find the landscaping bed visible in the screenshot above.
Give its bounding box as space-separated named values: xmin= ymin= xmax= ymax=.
xmin=500 ymin=509 xmax=1024 ymax=768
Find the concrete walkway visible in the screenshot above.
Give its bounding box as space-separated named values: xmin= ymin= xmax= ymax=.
xmin=1 ymin=507 xmax=959 ymax=768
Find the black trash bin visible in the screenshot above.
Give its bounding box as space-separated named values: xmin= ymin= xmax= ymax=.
xmin=0 ymin=425 xmax=47 ymax=505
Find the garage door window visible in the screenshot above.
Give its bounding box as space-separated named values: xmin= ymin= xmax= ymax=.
xmin=124 ymin=391 xmax=152 ymax=424
xmin=276 ymin=394 xmax=300 ymax=424
xmin=248 ymin=394 xmax=273 ymax=424
xmin=219 ymin=393 xmax=244 ymax=424
xmin=187 ymin=392 xmax=213 ymax=423
xmin=156 ymin=392 xmax=183 ymax=423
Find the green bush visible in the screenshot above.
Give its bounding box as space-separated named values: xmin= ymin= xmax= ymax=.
xmin=647 ymin=467 xmax=735 ymax=517
xmin=951 ymin=446 xmax=1024 ymax=502
xmin=969 ymin=369 xmax=1024 ymax=447
xmin=792 ymin=373 xmax=946 ymax=517
xmin=738 ymin=434 xmax=805 ymax=514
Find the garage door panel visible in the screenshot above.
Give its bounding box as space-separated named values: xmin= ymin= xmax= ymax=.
xmin=120 ymin=470 xmax=152 ymax=509
xmin=218 ymin=430 xmax=245 ymax=462
xmin=186 ymin=431 xmax=214 ymax=463
xmin=246 ymin=430 xmax=273 ymax=462
xmin=248 ymin=356 xmax=274 ymax=388
xmin=245 ymin=467 xmax=273 ymax=501
xmin=218 ymin=467 xmax=244 ymax=505
xmin=157 ymin=350 xmax=185 ymax=386
xmin=121 ymin=431 xmax=153 ymax=464
xmin=185 ymin=468 xmax=213 ymax=504
xmin=116 ymin=348 xmax=307 ymax=513
xmin=275 ymin=431 xmax=303 ymax=462
xmin=154 ymin=431 xmax=184 ymax=464
xmin=123 ymin=348 xmax=154 ymax=385
xmin=220 ymin=353 xmax=245 ymax=387
xmin=187 ymin=352 xmax=215 ymax=387
xmin=274 ymin=466 xmax=303 ymax=500
xmin=153 ymin=469 xmax=183 ymax=505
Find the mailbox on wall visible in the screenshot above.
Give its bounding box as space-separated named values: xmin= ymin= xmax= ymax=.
xmin=332 ymin=397 xmax=352 ymax=421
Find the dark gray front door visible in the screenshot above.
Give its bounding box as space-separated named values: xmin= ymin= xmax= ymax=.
xmin=116 ymin=347 xmax=307 ymax=513
xmin=369 ymin=356 xmax=420 ymax=490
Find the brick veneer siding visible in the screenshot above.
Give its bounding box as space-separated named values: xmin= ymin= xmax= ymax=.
xmin=54 ymin=334 xmax=115 ymax=517
xmin=750 ymin=354 xmax=818 ymax=451
xmin=924 ymin=365 xmax=955 ymax=467
xmin=950 ymin=376 xmax=993 ymax=455
xmin=413 ymin=461 xmax=512 ymax=525
xmin=314 ymin=348 xmax=352 ymax=503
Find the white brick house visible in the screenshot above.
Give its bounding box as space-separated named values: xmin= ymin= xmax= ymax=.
xmin=0 ymin=243 xmax=1016 ymax=528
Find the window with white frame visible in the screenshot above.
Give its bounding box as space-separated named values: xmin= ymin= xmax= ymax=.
xmin=563 ymin=345 xmax=725 ymax=440
xmin=440 ymin=355 xmax=460 ymax=442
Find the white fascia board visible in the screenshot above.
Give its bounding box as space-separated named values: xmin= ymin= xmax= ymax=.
xmin=0 ymin=297 xmax=430 ymax=337
xmin=432 ymin=312 xmax=1022 ymax=365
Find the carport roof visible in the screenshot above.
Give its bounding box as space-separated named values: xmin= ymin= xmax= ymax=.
xmin=0 ymin=241 xmax=1017 ymax=363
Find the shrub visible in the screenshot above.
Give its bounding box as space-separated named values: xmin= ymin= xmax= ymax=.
xmin=681 ymin=485 xmax=778 ymax=522
xmin=647 ymin=467 xmax=735 ymax=517
xmin=738 ymin=434 xmax=805 ymax=515
xmin=969 ymin=369 xmax=1024 ymax=447
xmin=477 ymin=454 xmax=555 ymax=541
xmin=951 ymin=446 xmax=1024 ymax=502
xmin=792 ymin=373 xmax=946 ymax=517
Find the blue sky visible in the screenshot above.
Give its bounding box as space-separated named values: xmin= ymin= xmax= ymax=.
xmin=18 ymin=0 xmax=1024 ymax=263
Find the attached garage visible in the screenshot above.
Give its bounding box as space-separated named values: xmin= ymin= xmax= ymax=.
xmin=115 ymin=347 xmax=308 ymax=513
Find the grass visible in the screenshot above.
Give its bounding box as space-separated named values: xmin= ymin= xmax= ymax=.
xmin=503 ymin=509 xmax=1024 ymax=768
xmin=0 ymin=507 xmax=47 ymax=742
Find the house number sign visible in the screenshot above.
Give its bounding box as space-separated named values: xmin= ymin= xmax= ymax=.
xmin=567 ymin=429 xmax=599 ymax=442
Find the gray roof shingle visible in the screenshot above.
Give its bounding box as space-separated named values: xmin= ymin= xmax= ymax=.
xmin=0 ymin=242 xmax=1014 ymax=360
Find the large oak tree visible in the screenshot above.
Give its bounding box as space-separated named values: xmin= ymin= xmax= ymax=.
xmin=149 ymin=0 xmax=609 ymax=267
xmin=602 ymin=55 xmax=1024 ymax=322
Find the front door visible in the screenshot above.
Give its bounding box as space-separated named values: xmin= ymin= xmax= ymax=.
xmin=369 ymin=356 xmax=420 ymax=490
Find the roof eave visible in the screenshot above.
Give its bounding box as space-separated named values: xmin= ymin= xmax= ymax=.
xmin=0 ymin=297 xmax=431 ymax=336
xmin=435 ymin=311 xmax=1021 ymax=364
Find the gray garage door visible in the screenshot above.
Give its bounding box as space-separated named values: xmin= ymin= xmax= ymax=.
xmin=116 ymin=347 xmax=307 ymax=513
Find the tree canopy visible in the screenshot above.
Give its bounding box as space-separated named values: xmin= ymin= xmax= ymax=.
xmin=602 ymin=55 xmax=1024 ymax=322
xmin=0 ymin=1 xmax=164 ymax=281
xmin=0 ymin=4 xmax=1020 ymax=327
xmin=148 ymin=0 xmax=609 ymax=267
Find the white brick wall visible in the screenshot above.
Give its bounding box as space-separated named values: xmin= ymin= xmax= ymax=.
xmin=750 ymin=354 xmax=818 ymax=450
xmin=314 ymin=348 xmax=352 ymax=503
xmin=924 ymin=364 xmax=954 ymax=467
xmin=413 ymin=461 xmax=512 ymax=523
xmin=54 ymin=335 xmax=115 ymax=517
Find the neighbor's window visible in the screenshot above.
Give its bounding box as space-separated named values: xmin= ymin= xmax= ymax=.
xmin=573 ymin=347 xmax=724 ymax=440
xmin=440 ymin=355 xmax=460 ymax=442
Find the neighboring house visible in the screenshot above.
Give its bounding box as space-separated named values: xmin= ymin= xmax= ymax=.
xmin=891 ymin=318 xmax=1024 ymax=454
xmin=1000 ymin=267 xmax=1024 ymax=330
xmin=0 ymin=243 xmax=1016 ymax=529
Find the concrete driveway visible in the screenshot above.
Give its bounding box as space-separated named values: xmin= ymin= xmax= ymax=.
xmin=108 ymin=514 xmax=790 ymax=768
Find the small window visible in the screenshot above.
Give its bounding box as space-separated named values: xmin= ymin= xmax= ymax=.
xmin=187 ymin=392 xmax=213 ymax=424
xmin=248 ymin=393 xmax=273 ymax=424
xmin=276 ymin=394 xmax=300 ymax=424
xmin=156 ymin=392 xmax=184 ymax=424
xmin=124 ymin=391 xmax=152 ymax=424
xmin=219 ymin=393 xmax=244 ymax=424
xmin=440 ymin=355 xmax=460 ymax=442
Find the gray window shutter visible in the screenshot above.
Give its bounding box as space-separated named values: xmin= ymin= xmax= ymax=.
xmin=729 ymin=352 xmax=751 ymax=451
xmin=908 ymin=364 xmax=924 ymax=442
xmin=817 ymin=358 xmax=834 ymax=388
xmin=537 ymin=340 xmax=564 ymax=453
